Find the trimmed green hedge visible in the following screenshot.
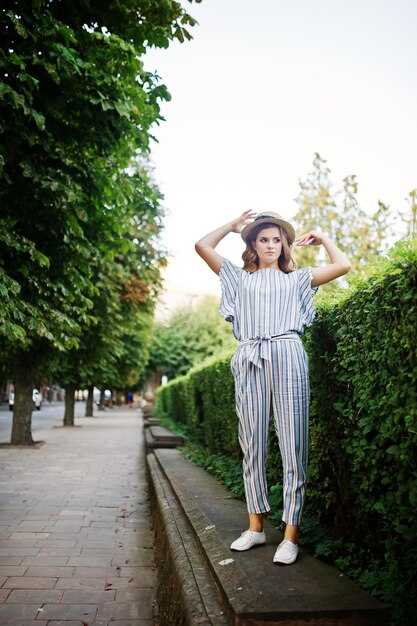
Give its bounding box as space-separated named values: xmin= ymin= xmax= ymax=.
xmin=155 ymin=242 xmax=417 ymax=625
xmin=156 ymin=353 xmax=237 ymax=458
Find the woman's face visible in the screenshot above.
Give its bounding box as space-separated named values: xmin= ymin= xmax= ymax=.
xmin=252 ymin=226 xmax=283 ymax=269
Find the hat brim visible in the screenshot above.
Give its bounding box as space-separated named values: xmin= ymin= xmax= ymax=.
xmin=241 ymin=217 xmax=295 ymax=245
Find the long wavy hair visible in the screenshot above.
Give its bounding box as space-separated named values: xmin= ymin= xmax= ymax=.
xmin=242 ymin=223 xmax=297 ymax=273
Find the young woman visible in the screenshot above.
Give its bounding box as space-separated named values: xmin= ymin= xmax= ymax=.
xmin=195 ymin=210 xmax=351 ymax=565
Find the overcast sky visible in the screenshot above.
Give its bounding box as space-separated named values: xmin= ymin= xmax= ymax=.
xmin=145 ymin=0 xmax=417 ymax=309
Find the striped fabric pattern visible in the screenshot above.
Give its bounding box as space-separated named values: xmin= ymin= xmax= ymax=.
xmin=219 ymin=259 xmax=318 ymax=340
xmin=231 ymin=338 xmax=309 ymax=522
xmin=219 ymin=258 xmax=318 ymax=525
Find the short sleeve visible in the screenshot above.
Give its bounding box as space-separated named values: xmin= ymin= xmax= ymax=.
xmin=219 ymin=258 xmax=242 ymax=323
xmin=298 ymin=267 xmax=319 ymax=328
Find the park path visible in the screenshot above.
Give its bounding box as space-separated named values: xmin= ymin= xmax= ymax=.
xmin=0 ymin=406 xmax=156 ymax=626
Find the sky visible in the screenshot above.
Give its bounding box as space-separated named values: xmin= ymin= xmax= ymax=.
xmin=145 ymin=0 xmax=417 ymax=314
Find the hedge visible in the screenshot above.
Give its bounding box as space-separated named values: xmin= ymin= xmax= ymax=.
xmin=155 ymin=242 xmax=417 ymax=625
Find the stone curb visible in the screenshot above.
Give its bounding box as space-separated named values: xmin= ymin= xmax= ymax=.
xmin=147 ymin=453 xmax=231 ymax=625
xmin=145 ymin=426 xmax=184 ymax=449
xmin=148 ymin=445 xmax=389 ymax=626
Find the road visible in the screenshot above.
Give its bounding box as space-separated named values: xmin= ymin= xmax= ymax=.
xmin=0 ymin=401 xmax=91 ymax=443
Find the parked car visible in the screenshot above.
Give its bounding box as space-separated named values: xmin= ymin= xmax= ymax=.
xmin=32 ymin=389 xmax=42 ymax=410
xmin=8 ymin=389 xmax=42 ymax=411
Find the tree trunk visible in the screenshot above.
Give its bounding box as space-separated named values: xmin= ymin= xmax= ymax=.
xmin=63 ymin=384 xmax=76 ymax=426
xmin=85 ymin=385 xmax=94 ymax=417
xmin=11 ymin=363 xmax=34 ymax=445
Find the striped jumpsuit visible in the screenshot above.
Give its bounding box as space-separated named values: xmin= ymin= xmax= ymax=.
xmin=219 ymin=259 xmax=318 ymax=526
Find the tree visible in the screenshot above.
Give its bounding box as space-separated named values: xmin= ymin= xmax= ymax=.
xmin=50 ymin=157 xmax=166 ymax=425
xmin=292 ymin=153 xmax=336 ymax=268
xmin=405 ymin=189 xmax=417 ymax=240
xmin=292 ymin=153 xmax=395 ymax=279
xmin=147 ymin=295 xmax=237 ymax=382
xmin=0 ymin=1 xmax=200 ymax=443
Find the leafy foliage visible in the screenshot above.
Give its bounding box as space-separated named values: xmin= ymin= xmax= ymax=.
xmin=53 ymin=160 xmax=165 ymax=397
xmin=0 ymin=1 xmax=198 ymax=350
xmin=155 ymin=243 xmax=417 ymax=625
xmin=147 ymin=295 xmax=237 ymax=380
xmin=0 ymin=0 xmax=200 ymax=440
xmin=186 ymin=448 xmax=245 ymax=500
xmin=155 ymin=351 xmax=237 ymax=454
xmin=303 ymin=242 xmax=417 ymax=624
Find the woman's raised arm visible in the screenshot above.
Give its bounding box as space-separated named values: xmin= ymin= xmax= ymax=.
xmin=296 ymin=231 xmax=351 ymax=287
xmin=195 ymin=210 xmax=256 ymax=275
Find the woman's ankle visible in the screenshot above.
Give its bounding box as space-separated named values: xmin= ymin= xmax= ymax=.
xmin=248 ymin=512 xmax=264 ymax=533
xmin=283 ymin=523 xmax=299 ymax=544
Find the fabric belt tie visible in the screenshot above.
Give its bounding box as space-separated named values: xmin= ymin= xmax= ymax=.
xmin=239 ymin=333 xmax=301 ymax=368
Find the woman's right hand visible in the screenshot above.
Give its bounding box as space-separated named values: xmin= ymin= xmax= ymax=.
xmin=195 ymin=210 xmax=257 ymax=275
xmin=230 ymin=210 xmax=257 ymax=233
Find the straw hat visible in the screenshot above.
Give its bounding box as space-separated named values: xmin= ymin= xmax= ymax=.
xmin=240 ymin=211 xmax=296 ymax=245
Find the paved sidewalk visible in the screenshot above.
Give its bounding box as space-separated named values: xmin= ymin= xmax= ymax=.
xmin=0 ymin=407 xmax=156 ymax=626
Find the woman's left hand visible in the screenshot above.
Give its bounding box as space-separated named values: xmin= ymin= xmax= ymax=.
xmin=295 ymin=231 xmax=325 ymax=247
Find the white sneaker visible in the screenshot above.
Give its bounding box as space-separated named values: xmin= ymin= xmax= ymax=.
xmin=273 ymin=539 xmax=298 ymax=564
xmin=230 ymin=530 xmax=266 ymax=551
